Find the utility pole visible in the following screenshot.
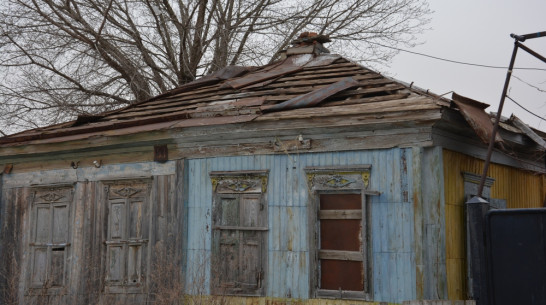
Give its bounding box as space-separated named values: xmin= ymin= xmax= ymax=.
xmin=468 ymin=31 xmax=546 ymax=305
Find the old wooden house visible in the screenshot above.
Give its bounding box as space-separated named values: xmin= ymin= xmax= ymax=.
xmin=1 ymin=35 xmax=545 ymax=305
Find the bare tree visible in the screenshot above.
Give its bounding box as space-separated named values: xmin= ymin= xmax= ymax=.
xmin=0 ymin=0 xmax=430 ymax=134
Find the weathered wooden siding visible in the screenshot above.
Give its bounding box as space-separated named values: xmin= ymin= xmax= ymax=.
xmin=0 ymin=161 xmax=183 ymax=305
xmin=412 ymin=147 xmax=447 ymax=300
xmin=185 ymin=148 xmax=421 ymax=303
xmin=443 ymin=149 xmax=546 ymax=300
xmin=1 ymin=148 xmax=452 ymax=304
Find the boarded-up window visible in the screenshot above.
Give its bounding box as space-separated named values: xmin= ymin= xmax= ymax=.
xmin=305 ymin=166 xmax=376 ymax=300
xmin=319 ymin=194 xmax=365 ymax=292
xmin=29 ymin=187 xmax=73 ymax=289
xmin=210 ymin=171 xmax=268 ymax=296
xmin=104 ymin=181 xmax=150 ymax=291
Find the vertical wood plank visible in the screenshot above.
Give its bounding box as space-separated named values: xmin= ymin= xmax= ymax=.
xmin=63 ymin=182 xmax=79 ymax=305
xmin=412 ymin=147 xmax=424 ymax=299
xmin=0 ymin=176 xmax=5 ymax=303
xmin=175 ymin=159 xmax=187 ymax=289
xmin=0 ymin=173 xmax=2 ymax=250
xmin=77 ymin=181 xmax=95 ymax=304
xmin=16 ymin=187 xmax=32 ymax=304
xmin=422 ymin=147 xmax=447 ymax=299
xmin=91 ymin=181 xmax=102 ymax=304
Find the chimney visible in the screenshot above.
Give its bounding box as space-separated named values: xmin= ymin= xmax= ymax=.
xmin=280 ymin=32 xmax=331 ymax=59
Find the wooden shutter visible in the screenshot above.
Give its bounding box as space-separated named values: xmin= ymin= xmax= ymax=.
xmin=212 ymin=193 xmax=266 ymax=295
xmin=105 ymin=182 xmax=149 ymax=290
xmin=30 ymin=187 xmax=72 ymax=289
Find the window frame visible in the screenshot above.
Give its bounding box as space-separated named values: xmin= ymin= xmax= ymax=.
xmin=27 ymin=185 xmax=74 ymax=294
xmin=305 ymin=165 xmax=378 ymax=300
xmin=209 ymin=170 xmax=269 ymax=297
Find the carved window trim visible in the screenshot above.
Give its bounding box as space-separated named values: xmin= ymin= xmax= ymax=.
xmin=305 ymin=165 xmax=378 ymax=300
xmin=209 ymin=170 xmax=269 ymax=296
xmin=27 ymin=185 xmax=74 ymax=294
xmin=210 ymin=170 xmax=269 ymax=194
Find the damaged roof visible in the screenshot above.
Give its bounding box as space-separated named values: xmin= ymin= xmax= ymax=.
xmin=1 ymin=53 xmax=442 ymax=145
xmin=0 ymin=40 xmax=545 ymax=163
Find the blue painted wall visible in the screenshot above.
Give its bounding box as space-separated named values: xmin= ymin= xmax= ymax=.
xmin=184 ymin=148 xmax=416 ymax=303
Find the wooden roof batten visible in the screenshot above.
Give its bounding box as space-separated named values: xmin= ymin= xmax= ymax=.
xmin=0 ymin=32 xmax=544 ymax=173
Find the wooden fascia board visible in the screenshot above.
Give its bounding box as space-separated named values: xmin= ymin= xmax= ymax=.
xmin=0 ymin=125 xmax=436 ymax=175
xmin=0 ymin=107 xmax=441 ymax=160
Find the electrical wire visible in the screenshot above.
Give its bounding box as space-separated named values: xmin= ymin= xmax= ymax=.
xmin=369 ymin=41 xmax=546 ymax=71
xmin=506 ymin=95 xmax=546 ymax=121
xmin=512 ymin=75 xmax=546 ymax=93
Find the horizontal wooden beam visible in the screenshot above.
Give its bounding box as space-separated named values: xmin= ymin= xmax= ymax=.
xmin=319 ymin=249 xmax=362 ymax=261
xmin=212 ymin=226 xmax=269 ymax=231
xmin=319 ymin=210 xmax=362 ymax=219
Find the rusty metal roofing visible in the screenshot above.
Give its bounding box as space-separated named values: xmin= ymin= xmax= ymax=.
xmin=451 ymin=92 xmax=503 ymax=145
xmin=0 ymin=52 xmax=542 ymax=149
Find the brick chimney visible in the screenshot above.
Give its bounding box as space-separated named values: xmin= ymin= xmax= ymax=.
xmin=279 ymin=32 xmax=331 ymax=59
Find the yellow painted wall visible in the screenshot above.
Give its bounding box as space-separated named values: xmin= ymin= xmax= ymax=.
xmin=443 ymin=149 xmax=546 ymax=299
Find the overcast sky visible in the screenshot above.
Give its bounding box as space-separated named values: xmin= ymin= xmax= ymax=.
xmin=385 ymin=0 xmax=546 ymax=131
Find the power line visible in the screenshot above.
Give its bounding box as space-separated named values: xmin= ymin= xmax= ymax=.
xmin=513 ymin=74 xmax=546 ymax=93
xmin=506 ymin=95 xmax=546 ymax=121
xmin=370 ymin=41 xmax=546 ymax=71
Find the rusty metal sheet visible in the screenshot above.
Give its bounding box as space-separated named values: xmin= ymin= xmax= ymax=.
xmin=321 ymin=260 xmax=364 ymax=291
xmin=452 ymin=92 xmax=503 ymax=144
xmin=320 ymin=193 xmax=361 ymax=210
xmin=321 ymin=219 xmax=361 ymax=251
xmin=319 ymin=193 xmax=364 ymax=291
xmin=264 ymin=77 xmax=359 ymax=112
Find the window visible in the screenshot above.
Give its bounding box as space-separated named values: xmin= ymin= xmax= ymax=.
xmin=29 ymin=186 xmax=73 ymax=290
xmin=306 ymin=166 xmax=378 ymax=300
xmin=103 ymin=180 xmax=151 ymax=293
xmin=210 ymin=171 xmax=268 ymax=296
xmin=319 ymin=193 xmax=365 ymax=292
